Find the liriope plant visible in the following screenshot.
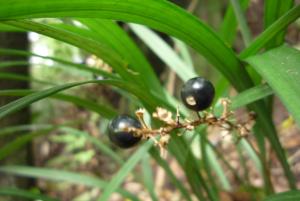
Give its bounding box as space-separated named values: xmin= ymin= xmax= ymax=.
xmin=0 ymin=1 xmax=299 ymax=201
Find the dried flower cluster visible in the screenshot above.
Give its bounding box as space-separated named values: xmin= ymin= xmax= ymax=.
xmin=126 ymin=98 xmax=255 ymax=152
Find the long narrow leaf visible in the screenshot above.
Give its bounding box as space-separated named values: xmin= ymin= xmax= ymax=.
xmin=263 ymin=190 xmax=300 ymax=201
xmin=129 ymin=23 xmax=197 ymax=81
xmin=0 ymin=79 xmax=161 ymax=120
xmin=219 ymin=0 xmax=250 ymax=45
xmin=240 ymin=5 xmax=300 ymax=58
xmin=0 ymin=188 xmax=59 ymax=201
xmin=231 ymin=84 xmax=273 ymax=109
xmin=98 ymin=140 xmax=154 ymax=201
xmin=0 ymin=166 xmax=139 ymax=201
xmin=0 ymin=48 xmax=118 ymax=79
xmin=0 ymin=89 xmax=117 ymax=119
xmin=264 ymin=0 xmax=294 ymax=49
xmin=149 ymin=148 xmax=192 ymax=201
xmin=229 ymin=0 xmax=252 ymax=46
xmin=141 ymin=154 xmax=159 ymax=201
xmin=78 ymin=19 xmax=162 ymax=93
xmin=0 ymin=0 xmax=253 ymax=90
xmin=0 ymin=129 xmax=55 ymax=160
xmin=245 ymin=45 xmax=300 ymax=126
xmin=4 ymin=20 xmax=140 ymax=85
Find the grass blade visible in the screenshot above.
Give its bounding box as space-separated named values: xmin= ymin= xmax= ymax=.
xmin=0 ymin=72 xmax=52 ymax=85
xmin=229 ymin=0 xmax=252 ymax=46
xmin=0 ymin=128 xmax=55 ymax=161
xmin=97 ymin=140 xmax=154 ymax=201
xmin=240 ymin=5 xmax=300 ymax=58
xmin=149 ymin=148 xmax=192 ymax=201
xmin=263 ymin=190 xmax=300 ymax=201
xmin=219 ymin=0 xmax=250 ymax=45
xmin=264 ymin=0 xmax=294 ymax=49
xmin=245 ymin=45 xmax=300 ymax=126
xmin=0 ymin=166 xmax=140 ymax=201
xmin=0 ymin=79 xmax=162 ymax=120
xmin=0 ymin=60 xmax=29 ymax=68
xmin=129 ymin=23 xmax=197 ymax=81
xmin=78 ymin=19 xmax=162 ymax=93
xmin=141 ymin=154 xmax=159 ymax=201
xmin=0 ymin=48 xmax=118 ymax=79
xmin=0 ymin=89 xmax=118 ymax=119
xmin=206 ymin=144 xmax=231 ymax=191
xmin=0 ymin=0 xmax=253 ymax=90
xmin=0 ymin=187 xmax=59 ymax=201
xmin=3 ymin=20 xmax=139 ymax=85
xmin=231 ymin=84 xmax=273 ymax=109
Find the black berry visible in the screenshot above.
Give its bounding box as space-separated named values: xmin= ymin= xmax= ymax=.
xmin=108 ymin=115 xmax=142 ymax=148
xmin=180 ymin=77 xmax=215 ymax=111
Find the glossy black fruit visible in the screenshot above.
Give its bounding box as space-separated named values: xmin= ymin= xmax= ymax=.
xmin=108 ymin=115 xmax=142 ymax=148
xmin=180 ymin=77 xmax=215 ymax=111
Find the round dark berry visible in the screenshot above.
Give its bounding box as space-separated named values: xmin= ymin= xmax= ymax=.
xmin=108 ymin=115 xmax=142 ymax=148
xmin=180 ymin=77 xmax=215 ymax=111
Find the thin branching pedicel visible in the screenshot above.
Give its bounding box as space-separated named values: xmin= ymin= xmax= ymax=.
xmin=126 ymin=98 xmax=255 ymax=152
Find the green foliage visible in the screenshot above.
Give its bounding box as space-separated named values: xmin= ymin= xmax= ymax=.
xmin=246 ymin=45 xmax=300 ymax=126
xmin=0 ymin=187 xmax=59 ymax=201
xmin=0 ymin=0 xmax=299 ymax=201
xmin=263 ymin=190 xmax=300 ymax=201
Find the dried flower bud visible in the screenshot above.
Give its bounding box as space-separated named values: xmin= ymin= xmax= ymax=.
xmin=186 ymin=125 xmax=194 ymax=131
xmin=136 ymin=108 xmax=146 ymax=117
xmin=159 ymin=135 xmax=171 ymax=147
xmin=153 ymin=107 xmax=176 ymax=125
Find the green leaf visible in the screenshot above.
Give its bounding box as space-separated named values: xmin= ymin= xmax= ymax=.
xmin=0 ymin=166 xmax=139 ymax=201
xmin=206 ymin=144 xmax=231 ymax=191
xmin=169 ymin=135 xmax=210 ymax=201
xmin=0 ymin=48 xmax=118 ymax=79
xmin=98 ymin=140 xmax=154 ymax=201
xmin=0 ymin=72 xmax=52 ymax=85
xmin=149 ymin=148 xmax=192 ymax=201
xmin=231 ymin=84 xmax=273 ymax=109
xmin=219 ymin=0 xmax=250 ymax=45
xmin=78 ymin=19 xmax=162 ymax=93
xmin=240 ymin=5 xmax=300 ymax=58
xmin=0 ymin=79 xmax=160 ymax=120
xmin=0 ymin=60 xmax=29 ymax=68
xmin=172 ymin=38 xmax=194 ymax=70
xmin=245 ymin=45 xmax=300 ymax=126
xmin=0 ymin=89 xmax=117 ymax=119
xmin=206 ymin=140 xmax=243 ymax=184
xmin=200 ymin=132 xmax=219 ymax=196
xmin=229 ymin=0 xmax=252 ymax=46
xmin=141 ymin=154 xmax=159 ymax=201
xmin=245 ymin=46 xmax=298 ymax=189
xmin=0 ymin=128 xmax=55 ymax=160
xmin=129 ymin=23 xmax=197 ymax=81
xmin=49 ymin=21 xmax=149 ymax=90
xmin=0 ymin=187 xmax=59 ymax=201
xmin=0 ymin=23 xmax=24 ymax=31
xmin=238 ymin=139 xmax=263 ymax=178
xmin=264 ymin=0 xmax=294 ymax=49
xmin=4 ymin=20 xmax=139 ymax=85
xmin=0 ymin=124 xmax=53 ymax=137
xmin=263 ymin=190 xmax=300 ymax=201
xmin=0 ymin=0 xmax=252 ymax=90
